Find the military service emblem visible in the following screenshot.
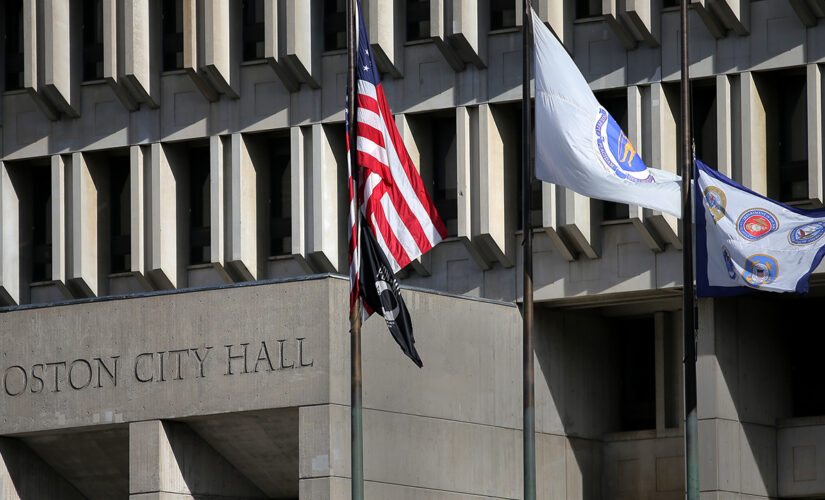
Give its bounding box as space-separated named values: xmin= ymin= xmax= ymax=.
xmin=703 ymin=186 xmax=726 ymax=223
xmin=742 ymin=254 xmax=778 ymax=288
xmin=722 ymin=246 xmax=737 ymax=280
xmin=736 ymin=209 xmax=778 ymax=241
xmin=789 ymin=221 xmax=825 ymax=246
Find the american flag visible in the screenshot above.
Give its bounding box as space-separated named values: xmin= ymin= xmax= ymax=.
xmin=347 ymin=2 xmax=448 ymax=315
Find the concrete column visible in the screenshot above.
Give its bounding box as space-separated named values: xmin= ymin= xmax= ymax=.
xmin=228 ymin=133 xmax=259 ymax=280
xmin=182 ymin=0 xmax=218 ymax=102
xmin=298 ymin=405 xmax=351 ymax=500
xmin=67 ymin=153 xmax=100 ymax=297
xmin=263 ymin=0 xmax=299 ymax=91
xmin=450 ymin=0 xmax=487 ymax=68
xmin=363 ymin=0 xmax=403 ymax=77
xmin=22 ymin=0 xmax=58 ymax=120
xmin=716 ymin=74 xmax=733 ymax=178
xmin=623 ymin=0 xmax=660 ymax=46
xmin=601 ymin=0 xmax=637 ymax=49
xmin=429 ymin=0 xmax=464 ymax=71
xmin=627 ymin=85 xmax=664 ymax=252
xmin=129 ymin=420 xmax=265 ymax=499
xmin=455 ymin=106 xmax=491 ymax=269
xmin=203 ymin=0 xmax=240 ymax=98
xmin=284 ymin=0 xmax=321 ymax=88
xmin=557 ymin=187 xmax=600 ymax=259
xmin=0 ymin=438 xmax=85 ymax=500
xmin=209 ymin=135 xmax=227 ymax=271
xmin=103 ymin=0 xmax=138 ymax=111
xmin=541 ymin=182 xmax=576 ymax=261
xmin=532 ymin=0 xmax=575 ymax=51
xmin=148 ymin=143 xmax=180 ymax=289
xmin=42 ymin=0 xmax=81 ymax=117
xmin=307 ymin=124 xmax=343 ymax=273
xmin=740 ymin=71 xmax=768 ymax=196
xmin=644 ymin=82 xmax=681 ymax=249
xmin=122 ymin=0 xmax=160 ymax=107
xmin=0 ymin=161 xmax=21 ymax=305
xmin=50 ymin=155 xmax=68 ymax=292
xmin=290 ymin=126 xmax=311 ymax=272
xmin=476 ymin=104 xmax=515 ymax=267
xmin=808 ymin=63 xmax=824 ymax=204
xmin=130 ymin=146 xmax=148 ymax=282
xmin=395 ymin=114 xmax=431 ymax=276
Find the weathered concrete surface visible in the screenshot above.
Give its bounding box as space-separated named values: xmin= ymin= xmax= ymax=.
xmin=0 ymin=437 xmax=86 ymax=500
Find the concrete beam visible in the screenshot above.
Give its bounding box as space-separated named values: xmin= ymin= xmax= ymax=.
xmin=691 ymin=0 xmax=728 ymax=38
xmin=449 ymin=0 xmax=488 ymax=68
xmin=429 ymin=0 xmax=465 ymax=71
xmin=203 ymin=0 xmax=240 ymax=99
xmin=622 ymin=0 xmax=661 ymax=46
xmin=602 ymin=0 xmax=637 ymax=50
xmin=148 ymin=143 xmax=180 ymax=289
xmin=228 ymin=133 xmax=260 ymax=280
xmin=67 ymin=153 xmax=100 ymax=297
xmin=263 ymin=0 xmax=299 ymax=91
xmin=103 ymin=0 xmax=139 ymax=111
xmin=129 ymin=420 xmax=266 ymax=499
xmin=0 ymin=438 xmax=85 ymax=500
xmin=0 ymin=162 xmax=21 ymax=305
xmin=284 ymin=0 xmax=321 ymax=88
xmin=711 ymin=0 xmax=749 ymax=35
xmin=740 ymin=71 xmax=768 ymax=196
xmin=22 ymin=0 xmax=59 ymax=120
xmin=41 ymin=0 xmax=81 ymax=117
xmin=122 ymin=0 xmax=160 ymax=107
xmin=364 ymin=0 xmax=404 ymax=77
xmin=808 ymin=64 xmax=824 ymax=204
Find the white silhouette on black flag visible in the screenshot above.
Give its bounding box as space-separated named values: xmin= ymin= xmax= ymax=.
xmin=358 ymin=215 xmax=422 ymax=367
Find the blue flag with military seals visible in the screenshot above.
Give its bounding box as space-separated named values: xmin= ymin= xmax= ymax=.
xmin=695 ymin=158 xmax=825 ymax=296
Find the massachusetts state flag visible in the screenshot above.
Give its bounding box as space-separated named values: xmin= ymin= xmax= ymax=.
xmin=531 ymin=9 xmax=682 ymax=217
xmin=346 ymin=0 xmax=448 ymax=366
xmin=695 ymin=158 xmax=825 ymax=296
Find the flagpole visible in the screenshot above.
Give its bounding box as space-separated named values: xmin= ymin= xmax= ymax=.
xmin=522 ymin=1 xmax=536 ymax=499
xmin=347 ymin=0 xmax=365 ymax=498
xmin=679 ymin=0 xmax=699 ymax=496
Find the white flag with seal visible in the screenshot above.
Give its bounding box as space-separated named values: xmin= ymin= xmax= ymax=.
xmin=532 ymin=10 xmax=681 ymax=217
xmin=695 ymin=159 xmax=825 ymax=295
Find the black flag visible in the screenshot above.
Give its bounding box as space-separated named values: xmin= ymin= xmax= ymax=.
xmin=358 ymin=215 xmax=423 ymax=367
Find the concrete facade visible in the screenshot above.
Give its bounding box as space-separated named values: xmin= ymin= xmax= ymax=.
xmin=1 ymin=0 xmax=825 ymax=499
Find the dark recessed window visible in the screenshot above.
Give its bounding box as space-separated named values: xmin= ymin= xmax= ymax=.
xmin=323 ymin=0 xmax=346 ymax=51
xmin=491 ymin=0 xmax=517 ymax=30
xmin=83 ymin=0 xmax=105 ymax=81
xmin=576 ymin=0 xmax=601 ymax=19
xmin=777 ymin=74 xmax=807 ymax=202
xmin=242 ymin=0 xmax=265 ymax=61
xmin=189 ymin=146 xmax=211 ymax=265
xmin=162 ymin=0 xmax=184 ymax=71
xmin=110 ymin=157 xmax=131 ymax=274
xmin=406 ymin=0 xmax=430 ymax=42
xmin=618 ymin=316 xmax=656 ymax=432
xmin=663 ymin=0 xmax=680 ymax=8
xmin=4 ymin=0 xmax=24 ymax=91
xmin=432 ymin=116 xmax=458 ymax=236
xmin=31 ymin=168 xmax=52 ymax=283
xmin=692 ymin=80 xmax=717 ymax=169
xmin=269 ymin=137 xmax=291 ymax=256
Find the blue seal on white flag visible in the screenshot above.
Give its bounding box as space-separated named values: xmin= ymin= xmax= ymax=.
xmin=593 ymin=108 xmax=653 ymax=184
xmin=789 ymin=221 xmax=825 ymax=246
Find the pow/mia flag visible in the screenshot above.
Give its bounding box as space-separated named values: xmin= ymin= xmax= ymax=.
xmin=695 ymin=158 xmax=825 ymax=296
xmin=358 ymin=215 xmax=423 ymax=368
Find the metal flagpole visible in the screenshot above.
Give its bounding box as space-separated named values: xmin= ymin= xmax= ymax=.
xmin=522 ymin=1 xmax=536 ymax=499
xmin=347 ymin=0 xmax=364 ymax=498
xmin=679 ymin=0 xmax=699 ymax=496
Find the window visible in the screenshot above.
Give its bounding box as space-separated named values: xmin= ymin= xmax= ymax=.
xmin=83 ymin=0 xmax=104 ymax=81
xmin=576 ymin=0 xmax=601 ymax=19
xmin=4 ymin=0 xmax=24 ymax=91
xmin=431 ymin=116 xmax=458 ymax=236
xmin=618 ymin=316 xmax=656 ymax=431
xmin=162 ymin=0 xmax=184 ymax=71
xmin=31 ymin=167 xmax=52 ymax=283
xmin=242 ymin=0 xmax=265 ymax=61
xmin=109 ymin=156 xmax=131 ymax=274
xmin=406 ymin=0 xmax=430 ymax=42
xmin=692 ymin=80 xmax=717 ymax=169
xmin=189 ymin=146 xmax=211 ymax=265
xmin=268 ymin=137 xmax=291 ymax=257
xmin=663 ymin=0 xmax=680 ymax=7
xmin=596 ymin=89 xmax=630 ymax=221
xmin=323 ymin=0 xmax=346 ymax=51
xmin=491 ymin=0 xmax=517 ymax=30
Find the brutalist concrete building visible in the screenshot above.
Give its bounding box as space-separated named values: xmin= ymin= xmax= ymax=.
xmin=0 ymin=0 xmax=823 ymax=499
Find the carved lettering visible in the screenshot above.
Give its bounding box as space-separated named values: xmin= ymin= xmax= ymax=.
xmin=95 ymin=357 xmax=118 ymax=387
xmin=45 ymin=362 xmax=66 ymax=392
xmin=192 ymin=347 xmax=212 ymax=378
xmin=253 ymin=342 xmax=274 ymax=373
xmin=134 ymin=353 xmax=154 ymax=383
xmin=30 ymin=364 xmax=45 ymax=394
xmin=297 ymin=338 xmax=313 ymax=367
xmin=3 ymin=365 xmax=27 ymax=396
xmin=68 ymin=359 xmax=93 ymax=390
xmin=157 ymin=351 xmax=166 ymax=382
xmin=225 ymin=343 xmax=249 ymax=375
xmin=277 ymin=339 xmax=294 ymax=369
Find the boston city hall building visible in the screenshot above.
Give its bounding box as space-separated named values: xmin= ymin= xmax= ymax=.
xmin=1 ymin=0 xmax=825 ymax=499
